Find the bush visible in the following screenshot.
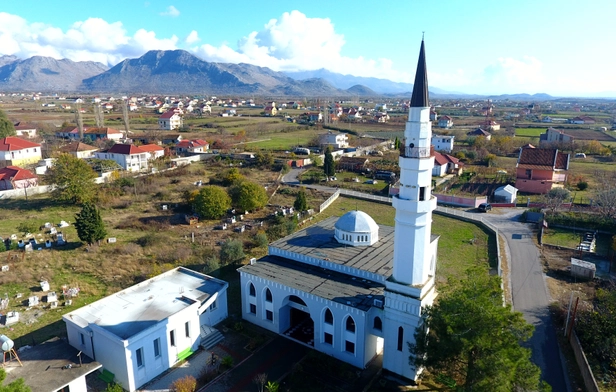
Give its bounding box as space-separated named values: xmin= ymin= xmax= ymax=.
xmin=0 ymin=241 xmax=6 ymax=252
xmin=220 ymin=239 xmax=245 ymax=264
xmin=136 ymin=234 xmax=161 ymax=248
xmin=170 ymin=375 xmax=197 ymax=392
xmin=253 ymin=232 xmax=268 ymax=248
xmin=221 ymin=355 xmax=234 ymax=368
xmin=577 ymin=181 xmax=588 ymax=191
xmin=17 ymin=222 xmax=39 ymax=235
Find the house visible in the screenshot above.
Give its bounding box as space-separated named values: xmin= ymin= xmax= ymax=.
xmin=431 ymin=134 xmax=455 ymax=153
xmin=539 ymin=127 xmax=575 ymax=145
xmin=542 ymin=116 xmax=553 ymax=123
xmin=56 ymin=126 xmax=83 ymax=140
xmin=0 ymin=137 xmax=42 ymax=168
xmin=13 ymin=122 xmax=37 ymax=138
xmin=63 ymin=267 xmax=228 ymax=392
xmin=466 ymin=128 xmax=492 ymax=140
xmin=494 ymin=185 xmax=518 ymax=203
xmin=570 ymin=116 xmax=595 ymax=124
xmin=337 ymin=157 xmax=369 ymax=173
xmin=306 ymin=112 xmax=323 ymax=123
xmin=264 ymin=106 xmax=278 ymax=116
xmin=432 ymin=152 xmax=464 ymax=177
xmin=374 ymin=113 xmax=390 ymax=123
xmin=437 ymin=115 xmax=453 ymax=129
xmin=138 ymin=144 xmax=165 ymax=160
xmin=162 ymin=134 xmax=182 ymax=145
xmin=176 ymin=139 xmax=209 ymax=154
xmin=158 ymin=110 xmax=183 ymax=130
xmin=429 ymin=109 xmax=438 ymax=121
xmin=2 ymin=337 xmax=102 ymax=392
xmin=83 ymin=127 xmax=123 ymax=141
xmin=515 ymin=147 xmax=570 ymax=194
xmin=482 ymin=120 xmax=500 ymax=131
xmin=319 ymin=131 xmax=349 ymax=150
xmin=0 ymin=166 xmax=38 ymax=190
xmin=58 ymin=141 xmax=99 ymax=159
xmin=94 ymin=144 xmax=151 ymax=172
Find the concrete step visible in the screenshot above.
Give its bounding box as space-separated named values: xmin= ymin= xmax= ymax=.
xmin=200 ymin=326 xmax=224 ymax=350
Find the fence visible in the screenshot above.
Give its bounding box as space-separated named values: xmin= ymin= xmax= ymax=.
xmin=0 ymin=185 xmax=54 ymax=199
xmin=569 ymin=331 xmax=600 ymax=392
xmin=319 ymin=190 xmax=341 ymax=212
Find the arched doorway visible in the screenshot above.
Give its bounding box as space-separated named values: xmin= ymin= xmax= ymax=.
xmin=281 ymin=295 xmax=314 ymax=346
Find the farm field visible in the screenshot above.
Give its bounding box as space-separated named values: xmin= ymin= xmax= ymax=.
xmin=514 ymin=128 xmax=546 ymax=137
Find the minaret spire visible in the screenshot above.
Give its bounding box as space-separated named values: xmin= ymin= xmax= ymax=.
xmin=410 ymin=39 xmax=429 ymax=108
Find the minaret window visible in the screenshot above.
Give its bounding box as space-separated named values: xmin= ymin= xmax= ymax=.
xmin=419 ymin=187 xmax=426 ymax=201
xmin=397 ymin=326 xmax=404 ymax=351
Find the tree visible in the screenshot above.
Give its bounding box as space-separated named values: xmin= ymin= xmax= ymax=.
xmin=411 ymin=268 xmax=548 ymax=392
xmin=75 ymin=202 xmax=107 ymax=245
xmin=46 ymin=153 xmax=98 ymax=204
xmin=221 ymin=167 xmax=244 ymax=186
xmin=594 ymin=171 xmax=616 ymax=219
xmin=0 ymin=110 xmax=16 ymax=138
xmin=0 ymin=369 xmax=30 ymax=392
xmin=543 ymin=187 xmax=571 ymax=214
xmin=220 ymin=239 xmax=245 ymax=265
xmin=255 ymin=151 xmax=274 ymax=168
xmin=193 ymin=186 xmax=231 ymax=220
xmin=253 ymin=232 xmax=268 ymax=248
xmin=294 ymin=188 xmax=308 ymax=212
xmin=323 ymin=147 xmax=335 ymax=177
xmin=312 ymin=154 xmax=323 ymax=167
xmin=0 ymin=240 xmax=6 ymax=253
xmin=229 ymin=181 xmax=268 ymax=212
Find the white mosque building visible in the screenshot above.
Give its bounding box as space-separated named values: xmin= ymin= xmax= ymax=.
xmin=238 ymin=39 xmax=438 ymax=381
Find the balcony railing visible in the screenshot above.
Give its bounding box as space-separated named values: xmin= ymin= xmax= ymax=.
xmin=399 ymin=145 xmax=434 ymax=159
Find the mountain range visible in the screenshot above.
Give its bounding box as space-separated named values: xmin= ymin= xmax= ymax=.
xmin=0 ymin=50 xmax=554 ymax=99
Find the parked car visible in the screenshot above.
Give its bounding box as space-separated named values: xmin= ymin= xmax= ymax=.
xmin=478 ymin=203 xmax=492 ymax=212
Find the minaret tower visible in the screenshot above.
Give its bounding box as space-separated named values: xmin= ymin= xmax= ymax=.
xmin=392 ymin=38 xmax=437 ymax=286
xmin=383 ymin=39 xmax=439 ymax=381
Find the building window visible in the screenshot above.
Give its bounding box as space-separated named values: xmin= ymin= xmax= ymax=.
xmin=397 ymin=326 xmax=404 ymax=351
xmin=209 ymin=300 xmax=217 ymax=311
xmin=136 ymin=347 xmax=144 ymax=368
xmin=373 ymin=317 xmax=382 ymax=331
xmin=346 ymin=316 xmax=356 ymax=333
xmin=249 ymin=283 xmax=256 ymax=297
xmin=185 ymin=321 xmax=191 ymax=338
xmin=153 ymin=338 xmax=161 ymax=358
xmin=345 ymin=340 xmax=355 ymax=354
xmin=266 ymin=310 xmax=273 ymax=321
xmin=324 ymin=308 xmax=333 ymax=325
xmin=265 ymin=288 xmax=272 ymax=303
xmin=419 ymin=187 xmax=426 ymax=201
xmin=324 ymin=332 xmax=333 ymax=345
xmin=79 ymin=333 xmax=85 ymax=346
xmin=170 ymin=330 xmax=176 ymax=347
xmin=250 ymin=304 xmax=257 ymax=314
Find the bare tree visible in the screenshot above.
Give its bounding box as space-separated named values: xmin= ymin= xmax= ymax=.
xmin=74 ymin=103 xmax=84 ymax=139
xmin=594 ymin=171 xmax=616 ymax=219
xmin=122 ymin=98 xmax=130 ymax=135
xmin=543 ymin=187 xmax=571 ymax=214
xmin=252 ymin=373 xmax=267 ymax=392
xmin=94 ymin=104 xmax=104 ymax=128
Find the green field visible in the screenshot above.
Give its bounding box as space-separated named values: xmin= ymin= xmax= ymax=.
xmin=515 ymin=128 xmax=546 ymax=137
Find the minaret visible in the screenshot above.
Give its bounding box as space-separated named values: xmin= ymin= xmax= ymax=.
xmin=391 ymin=39 xmax=437 ymax=286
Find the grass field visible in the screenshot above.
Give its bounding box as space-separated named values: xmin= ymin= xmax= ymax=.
xmin=515 ymin=128 xmax=546 ymax=137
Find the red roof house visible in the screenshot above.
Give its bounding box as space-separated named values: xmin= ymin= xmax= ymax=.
xmin=176 ymin=139 xmax=209 ymax=154
xmin=432 ymin=152 xmax=464 ymax=177
xmin=0 ymin=166 xmax=38 ymax=190
xmin=515 ymin=147 xmax=569 ymax=194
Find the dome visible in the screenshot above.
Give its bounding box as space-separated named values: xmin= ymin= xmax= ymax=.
xmin=334 ymin=211 xmax=379 ymax=246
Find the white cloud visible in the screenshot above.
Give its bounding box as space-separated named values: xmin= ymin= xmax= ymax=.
xmin=191 ymin=10 xmax=410 ymax=81
xmin=160 ymin=5 xmax=180 ymax=17
xmin=0 ymin=12 xmax=178 ymax=66
xmin=185 ymin=30 xmax=199 ymax=44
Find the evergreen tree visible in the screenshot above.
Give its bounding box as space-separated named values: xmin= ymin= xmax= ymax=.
xmin=294 ymin=188 xmax=308 ymax=212
xmin=0 ymin=366 xmax=30 ymax=391
xmin=323 ymin=147 xmax=335 ymax=177
xmin=74 ymin=202 xmax=107 ymax=245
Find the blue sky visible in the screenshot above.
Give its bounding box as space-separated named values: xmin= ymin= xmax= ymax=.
xmin=0 ymin=0 xmax=614 ymax=96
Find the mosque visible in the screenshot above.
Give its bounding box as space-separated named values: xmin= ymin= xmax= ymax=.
xmin=238 ymin=39 xmax=438 ymax=381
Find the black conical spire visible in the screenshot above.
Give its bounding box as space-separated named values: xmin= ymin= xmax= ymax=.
xmin=410 ymin=39 xmax=429 ymax=107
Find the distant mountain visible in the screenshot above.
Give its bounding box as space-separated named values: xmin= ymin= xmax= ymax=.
xmin=0 ymin=56 xmax=108 ymax=91
xmin=346 ymin=84 xmax=378 ymax=96
xmin=487 ymin=93 xmax=554 ymax=101
xmin=81 ymin=50 xmax=344 ymax=96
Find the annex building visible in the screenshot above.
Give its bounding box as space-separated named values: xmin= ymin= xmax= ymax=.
xmin=239 ymin=39 xmax=439 ymax=381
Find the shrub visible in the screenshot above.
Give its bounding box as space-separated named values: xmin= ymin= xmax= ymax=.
xmin=577 ymin=181 xmax=588 ymax=191
xmin=253 ymin=232 xmax=268 ymax=248
xmin=136 ymin=234 xmax=161 ymax=248
xmin=170 ymin=375 xmax=197 ymax=392
xmin=0 ymin=241 xmax=6 ymax=252
xmin=220 ymin=239 xmax=245 ymax=265
xmin=17 ymin=222 xmax=39 ymax=235
xmin=221 ymin=355 xmax=234 ymax=368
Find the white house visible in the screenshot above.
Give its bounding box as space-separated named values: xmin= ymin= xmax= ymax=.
xmin=138 ymin=144 xmax=165 ymax=160
xmin=494 ymin=184 xmax=518 ymax=203
xmin=0 ymin=137 xmax=42 ymax=168
xmin=239 ymin=40 xmax=440 ymax=382
xmin=94 ymin=144 xmax=157 ymax=172
xmin=437 ymin=115 xmax=453 ymax=129
xmin=319 ymin=131 xmax=349 ymax=150
xmin=13 ymin=122 xmax=37 ymax=138
xmin=63 ymin=267 xmax=228 ymax=392
xmin=431 ymin=134 xmax=455 ymax=153
xmin=158 ymin=110 xmax=183 ymax=130
xmin=176 ymin=139 xmax=209 ymax=154
xmin=58 ymin=141 xmax=99 ymax=159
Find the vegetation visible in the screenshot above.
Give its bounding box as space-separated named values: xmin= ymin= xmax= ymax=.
xmin=229 ymin=181 xmax=268 ymax=212
xmin=220 ymin=239 xmax=245 ymax=264
xmin=293 ymin=188 xmax=308 ymax=212
xmin=74 ymin=202 xmax=107 ymax=245
xmin=170 ymin=375 xmax=197 ymax=392
xmin=192 ymin=186 xmax=231 ymax=219
xmin=16 ymin=222 xmax=39 ymax=235
xmin=0 ymin=369 xmax=30 ymax=392
xmin=46 ymin=153 xmax=98 ymax=204
xmin=411 ymin=268 xmax=549 ymax=392
xmin=543 ymin=187 xmax=571 ymax=213
xmin=323 ymin=147 xmax=335 ymax=177
xmin=0 ymin=110 xmax=16 ymax=138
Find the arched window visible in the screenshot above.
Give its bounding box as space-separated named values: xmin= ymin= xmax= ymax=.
xmin=373 ymin=317 xmax=382 ymax=331
xmin=397 ymin=326 xmax=404 ymax=351
xmin=346 ymin=316 xmax=356 ymax=333
xmin=265 ymin=288 xmax=272 ymax=303
xmin=324 ymin=308 xmax=333 ymax=325
xmin=249 ymin=283 xmax=256 ymax=297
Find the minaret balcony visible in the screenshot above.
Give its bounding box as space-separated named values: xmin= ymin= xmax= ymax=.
xmin=399 ymin=145 xmax=434 ymax=159
xmin=392 ymin=194 xmax=437 ymax=214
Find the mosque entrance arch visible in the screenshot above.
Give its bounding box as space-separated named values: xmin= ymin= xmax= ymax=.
xmin=280 ymin=295 xmax=314 ymax=346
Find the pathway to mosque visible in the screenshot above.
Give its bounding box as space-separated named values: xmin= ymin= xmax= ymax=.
xmin=282 ymin=169 xmax=569 ymax=391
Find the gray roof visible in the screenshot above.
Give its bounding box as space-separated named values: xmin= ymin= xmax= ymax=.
xmin=240 ymin=255 xmax=384 ymax=311
xmin=3 ymin=337 xmax=101 ymax=392
xmin=64 ymin=267 xmax=227 ymax=340
xmin=335 ymin=210 xmax=379 ymax=233
xmin=410 ymin=39 xmax=429 ymax=107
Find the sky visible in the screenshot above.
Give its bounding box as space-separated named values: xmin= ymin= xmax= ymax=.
xmin=0 ymin=0 xmax=614 ymax=97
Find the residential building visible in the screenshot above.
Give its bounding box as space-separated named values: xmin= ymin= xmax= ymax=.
xmin=429 ymin=109 xmax=438 ymax=121
xmin=13 ymin=122 xmax=37 ymax=138
xmin=238 ymin=39 xmax=439 ymax=382
xmin=83 ymin=127 xmax=123 ymax=141
xmin=431 ymin=134 xmax=455 ymax=153
xmin=482 ymin=120 xmax=500 ymax=131
xmin=539 ymin=127 xmax=575 ymax=145
xmin=56 ymin=126 xmax=84 ymax=140
xmin=0 ymin=137 xmax=42 ymax=168
xmin=319 ymin=131 xmax=349 ymax=150
xmin=466 ymin=128 xmax=492 ymax=140
xmin=58 ymin=141 xmax=99 ymax=159
xmin=337 ymin=156 xmax=369 ymax=172
xmin=138 ymin=144 xmax=165 ymax=160
xmin=158 ymin=110 xmax=183 ymax=130
xmin=63 ymin=267 xmax=228 ymax=392
xmin=570 ymin=116 xmax=595 ymax=124
xmin=162 ymin=134 xmax=182 ymax=145
xmin=515 ymin=147 xmax=569 ymax=194
xmin=94 ymin=144 xmax=152 ymax=172
xmin=176 ymin=139 xmax=209 ymax=154
xmin=437 ymin=115 xmax=453 ymax=129
xmin=432 ymin=152 xmax=464 ymax=177
xmin=264 ymin=106 xmax=278 ymax=116
xmin=0 ymin=165 xmax=38 ymax=190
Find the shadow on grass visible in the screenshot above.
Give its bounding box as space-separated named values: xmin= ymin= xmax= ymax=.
xmin=0 ymin=197 xmax=67 ymax=212
xmin=14 ymin=319 xmax=67 ymax=348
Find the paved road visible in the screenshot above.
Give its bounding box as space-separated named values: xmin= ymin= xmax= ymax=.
xmin=481 ymin=209 xmax=569 ymax=392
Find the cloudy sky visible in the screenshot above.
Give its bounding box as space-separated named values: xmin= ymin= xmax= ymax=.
xmin=0 ymin=0 xmax=614 ymax=97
